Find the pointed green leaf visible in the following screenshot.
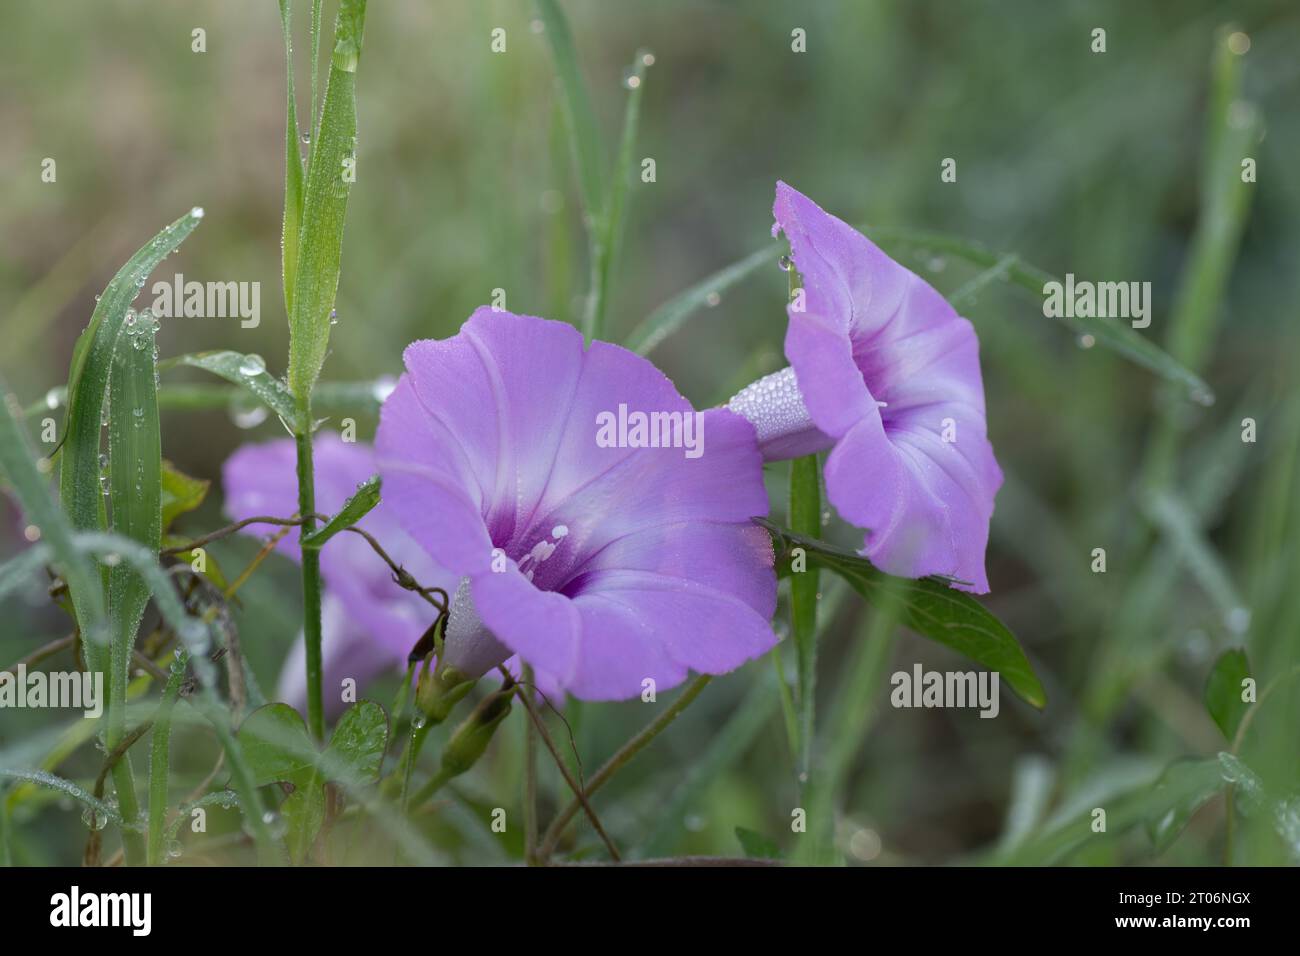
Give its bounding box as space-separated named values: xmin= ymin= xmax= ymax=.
xmin=1204 ymin=648 xmax=1252 ymax=741
xmin=278 ymin=0 xmax=306 ymax=316
xmin=301 ymin=475 xmax=380 ymax=550
xmin=735 ymin=826 xmax=783 ymax=861
xmin=57 ymin=209 xmax=202 ymax=646
xmin=758 ymin=518 xmax=1046 ymax=708
xmin=287 ymin=0 xmax=368 ymax=403
xmin=167 ymin=351 xmax=299 ymax=429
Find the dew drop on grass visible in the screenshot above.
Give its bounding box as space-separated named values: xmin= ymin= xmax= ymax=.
xmin=81 ymin=807 xmax=109 ymax=831
xmin=230 ymin=397 xmax=269 ymax=430
xmin=705 ymin=291 xmax=721 ymax=307
xmin=329 ymin=308 xmax=338 ymax=326
xmin=238 ymin=353 xmax=266 ymax=377
xmin=778 ymin=255 xmax=792 ymax=272
xmin=190 ymin=206 xmax=204 ymax=219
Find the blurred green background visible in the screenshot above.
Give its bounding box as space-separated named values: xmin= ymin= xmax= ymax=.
xmin=2 ymin=0 xmax=1298 ymax=865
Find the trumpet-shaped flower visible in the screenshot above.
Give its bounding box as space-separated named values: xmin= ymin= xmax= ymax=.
xmin=376 ymin=308 xmax=777 ymax=700
xmin=728 ymin=182 xmax=1003 ymax=592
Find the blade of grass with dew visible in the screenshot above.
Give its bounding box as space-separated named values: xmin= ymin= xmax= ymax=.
xmin=58 ymin=209 xmax=203 ymax=656
xmin=534 ymin=0 xmax=605 ymax=228
xmin=628 ymin=245 xmax=780 ymax=356
xmin=163 ymin=351 xmax=299 ymax=429
xmin=286 ymin=0 xmax=367 ymax=402
xmin=0 ymin=770 xmax=123 ymax=828
xmin=278 ymin=0 xmax=305 ymax=316
xmin=310 ymin=0 xmax=323 ymax=133
xmin=0 ymin=386 xmax=107 ymax=643
xmin=102 ymin=311 xmax=164 ymax=865
xmin=585 ymin=48 xmax=649 ymax=342
xmin=638 ymin=670 xmax=780 ymax=858
xmin=146 ymin=654 xmax=187 ymax=866
xmin=286 ymin=0 xmax=368 ymax=744
xmin=1142 ymin=29 xmax=1260 ymax=488
xmin=630 ymin=225 xmax=1210 ymax=401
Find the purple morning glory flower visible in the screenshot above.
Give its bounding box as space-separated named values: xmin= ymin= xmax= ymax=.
xmin=728 ymin=182 xmax=1003 ymax=592
xmin=223 ymin=436 xmax=449 ymax=711
xmin=376 ymin=308 xmax=777 ymax=700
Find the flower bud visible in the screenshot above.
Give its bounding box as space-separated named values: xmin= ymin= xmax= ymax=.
xmin=415 ymin=662 xmax=476 ymax=724
xmin=440 ymin=686 xmax=513 ymax=777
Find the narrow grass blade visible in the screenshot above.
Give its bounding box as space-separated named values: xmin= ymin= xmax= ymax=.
xmin=0 ymin=770 xmax=123 ymax=827
xmin=147 ymin=656 xmax=187 ymax=866
xmin=627 ymin=245 xmax=780 ymax=356
xmin=1143 ymin=29 xmax=1260 ymax=487
xmin=534 ymin=0 xmax=605 ymax=225
xmin=301 ymin=474 xmax=380 ymax=549
xmin=58 ymin=209 xmax=202 ymax=645
xmin=0 ymin=386 xmax=106 ymax=643
xmin=638 ymin=671 xmax=780 ymax=858
xmin=165 ymin=351 xmax=299 ymax=429
xmin=870 ymin=225 xmax=1213 ymax=402
xmin=287 ymin=0 xmax=368 ymax=403
xmin=104 ymin=311 xmax=164 ymax=864
xmin=584 ymin=49 xmax=650 ymax=341
xmin=630 ymin=223 xmax=1211 ymax=403
xmin=278 ymin=0 xmax=305 ymax=315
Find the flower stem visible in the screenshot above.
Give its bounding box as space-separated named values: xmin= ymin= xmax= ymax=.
xmin=537 ymin=674 xmax=711 ymax=861
xmin=522 ymin=664 xmax=540 ymax=865
xmin=788 ymin=455 xmax=821 ymax=790
xmin=295 ymin=424 xmax=325 ymax=741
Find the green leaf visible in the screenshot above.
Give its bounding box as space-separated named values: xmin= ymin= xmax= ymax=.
xmin=238 ymin=703 xmax=318 ymax=789
xmin=534 ymin=0 xmax=605 ymax=226
xmin=57 ymin=209 xmax=202 ymax=645
xmin=1204 ymin=649 xmax=1252 ymax=741
xmin=734 ymin=826 xmax=783 ymax=860
xmin=278 ymin=0 xmax=305 ymax=316
xmin=167 ymin=351 xmax=299 ymax=430
xmin=584 ymin=48 xmax=649 ymax=341
xmin=105 ymin=308 xmax=163 ymax=864
xmin=758 ymin=518 xmax=1046 ymax=709
xmin=281 ymin=784 xmax=325 ymax=865
xmin=287 ymin=0 xmax=368 ymax=403
xmin=627 ymin=246 xmax=779 ymax=356
xmin=301 ymin=475 xmax=380 ymax=550
xmin=160 ymin=460 xmax=210 ymax=532
xmin=0 ymin=386 xmax=107 ymax=644
xmin=239 ymin=701 xmax=388 ymax=863
xmin=323 ymin=700 xmax=389 ymax=790
xmin=107 ymin=312 xmax=163 ymax=662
